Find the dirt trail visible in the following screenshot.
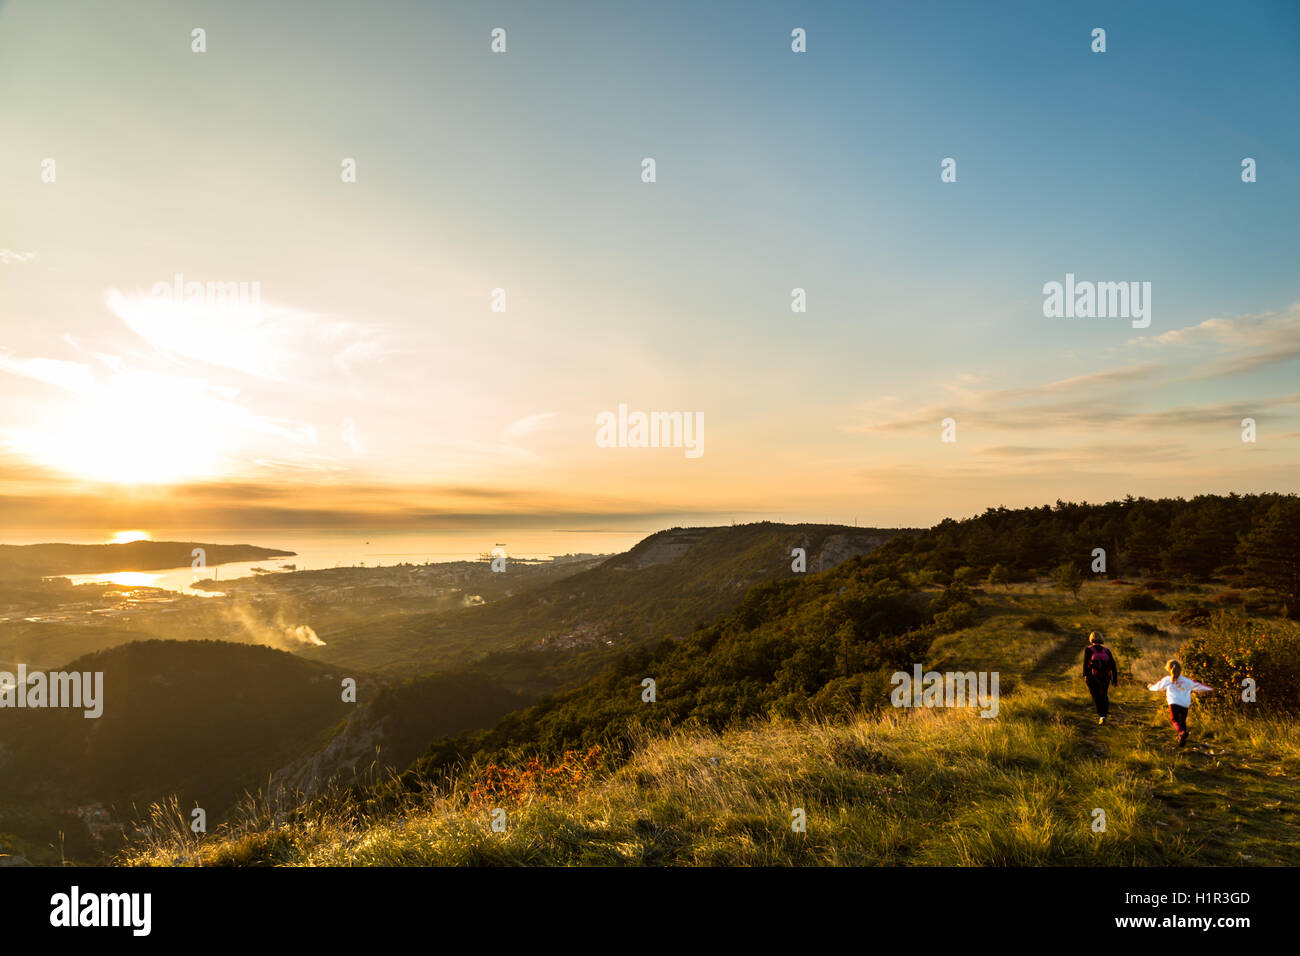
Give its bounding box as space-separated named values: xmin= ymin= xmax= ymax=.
xmin=1024 ymin=633 xmax=1078 ymax=683
xmin=1022 ymin=633 xmax=1183 ymax=759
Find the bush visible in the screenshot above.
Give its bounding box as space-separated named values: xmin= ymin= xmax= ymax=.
xmin=909 ymin=569 xmax=948 ymax=588
xmin=1129 ymin=621 xmax=1164 ymax=636
xmin=1171 ymin=606 xmax=1214 ymax=628
xmin=1181 ymin=615 xmax=1300 ymax=713
xmin=1143 ymin=579 xmax=1175 ymax=593
xmin=1021 ymin=615 xmax=1059 ymax=632
xmin=1118 ymin=591 xmax=1168 ymax=611
xmin=467 ymin=747 xmax=604 ymax=808
xmin=1213 ymin=591 xmax=1243 ymax=605
xmin=931 ymin=586 xmax=975 ymax=614
xmin=933 ymin=602 xmax=979 ymax=632
xmin=986 ymin=564 xmax=1013 ymax=588
xmin=807 ymin=673 xmax=879 ymax=715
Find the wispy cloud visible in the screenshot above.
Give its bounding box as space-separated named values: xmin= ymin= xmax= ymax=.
xmin=0 ymin=352 xmax=98 ymax=392
xmin=1144 ymin=302 xmax=1300 ymax=350
xmin=104 ymin=288 xmax=390 ymax=384
xmin=1136 ymin=302 xmax=1300 ymax=380
xmin=500 ymin=412 xmax=556 ymax=444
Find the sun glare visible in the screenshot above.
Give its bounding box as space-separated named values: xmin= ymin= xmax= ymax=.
xmin=110 ymin=530 xmax=152 ymax=544
xmin=8 ymin=369 xmax=230 ymax=485
xmin=95 ymin=571 xmax=160 ymax=587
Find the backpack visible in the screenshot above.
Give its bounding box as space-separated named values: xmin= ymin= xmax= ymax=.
xmin=1088 ymin=645 xmax=1112 ymax=678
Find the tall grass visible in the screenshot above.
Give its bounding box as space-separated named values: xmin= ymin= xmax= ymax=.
xmin=121 ymin=687 xmax=1207 ymax=867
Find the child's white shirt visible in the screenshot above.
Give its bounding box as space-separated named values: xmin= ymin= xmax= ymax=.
xmin=1148 ymin=675 xmax=1212 ymax=707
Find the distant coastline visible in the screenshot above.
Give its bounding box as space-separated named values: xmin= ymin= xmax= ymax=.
xmin=0 ymin=541 xmax=294 ymax=578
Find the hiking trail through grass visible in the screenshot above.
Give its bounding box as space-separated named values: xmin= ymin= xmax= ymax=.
xmin=983 ymin=583 xmax=1300 ymax=865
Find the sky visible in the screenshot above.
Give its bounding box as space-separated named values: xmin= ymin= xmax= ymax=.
xmin=1 ymin=0 xmax=1298 ymax=532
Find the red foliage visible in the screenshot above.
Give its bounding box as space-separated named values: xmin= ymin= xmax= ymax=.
xmin=468 ymin=746 xmax=604 ymax=808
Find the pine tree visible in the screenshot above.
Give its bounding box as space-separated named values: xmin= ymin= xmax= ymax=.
xmin=1239 ymin=498 xmax=1300 ymax=617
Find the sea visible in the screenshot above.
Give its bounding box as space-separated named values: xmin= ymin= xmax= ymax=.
xmin=3 ymin=527 xmax=663 ymax=596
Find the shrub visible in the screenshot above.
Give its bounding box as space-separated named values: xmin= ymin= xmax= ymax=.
xmin=1118 ymin=591 xmax=1167 ymax=611
xmin=1171 ymin=606 xmax=1213 ymax=628
xmin=1143 ymin=579 xmax=1175 ymax=593
xmin=1213 ymin=591 xmax=1243 ymax=605
xmin=934 ymin=602 xmax=979 ymax=632
xmin=807 ymin=673 xmax=879 ymax=716
xmin=986 ymin=564 xmax=1013 ymax=588
xmin=1129 ymin=621 xmax=1163 ymax=636
xmin=931 ymin=585 xmax=975 ymax=614
xmin=467 ymin=747 xmax=604 ymax=808
xmin=1021 ymin=615 xmax=1059 ymax=632
xmin=909 ymin=569 xmax=948 ymax=588
xmin=1181 ymin=615 xmax=1300 ymax=713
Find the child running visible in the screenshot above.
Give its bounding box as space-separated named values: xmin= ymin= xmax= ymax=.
xmin=1147 ymin=659 xmax=1215 ymax=747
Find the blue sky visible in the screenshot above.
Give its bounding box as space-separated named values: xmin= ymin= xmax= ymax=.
xmin=1 ymin=0 xmax=1297 ymax=529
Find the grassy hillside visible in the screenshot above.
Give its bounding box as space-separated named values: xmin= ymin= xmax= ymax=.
xmin=119 ymin=576 xmax=1300 ymax=867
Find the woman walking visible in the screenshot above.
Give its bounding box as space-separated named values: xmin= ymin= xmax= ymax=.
xmin=1147 ymin=659 xmax=1215 ymax=747
xmin=1082 ymin=631 xmax=1118 ymax=724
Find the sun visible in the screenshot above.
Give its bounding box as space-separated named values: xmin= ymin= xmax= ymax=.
xmin=7 ymin=370 xmax=229 ymax=485
xmin=110 ymin=530 xmax=152 ymax=544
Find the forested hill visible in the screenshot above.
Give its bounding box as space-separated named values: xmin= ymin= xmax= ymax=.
xmin=403 ymin=543 xmax=952 ymax=780
xmin=316 ymin=522 xmax=912 ymax=679
xmin=0 ymin=640 xmax=353 ymax=818
xmin=442 ymin=521 xmax=910 ymax=644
